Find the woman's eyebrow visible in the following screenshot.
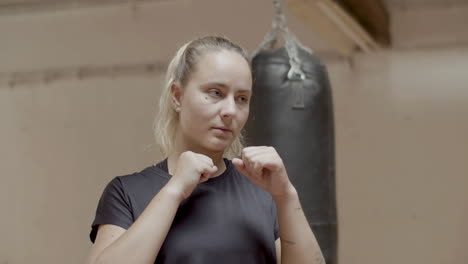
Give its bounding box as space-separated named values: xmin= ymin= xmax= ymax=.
xmin=201 ymin=82 xmax=251 ymax=94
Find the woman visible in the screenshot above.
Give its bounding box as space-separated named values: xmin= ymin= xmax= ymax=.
xmin=86 ymin=36 xmax=324 ymax=264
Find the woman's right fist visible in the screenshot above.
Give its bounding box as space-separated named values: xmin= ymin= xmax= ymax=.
xmin=164 ymin=151 xmax=218 ymax=200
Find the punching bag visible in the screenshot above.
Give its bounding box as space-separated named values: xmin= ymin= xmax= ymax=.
xmin=245 ymin=2 xmax=338 ymax=263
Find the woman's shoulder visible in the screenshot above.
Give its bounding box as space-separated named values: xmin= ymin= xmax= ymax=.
xmin=108 ymin=161 xmax=171 ymax=195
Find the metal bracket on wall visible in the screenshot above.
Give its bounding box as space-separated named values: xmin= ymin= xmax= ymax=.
xmin=0 ymin=0 xmax=177 ymax=16
xmin=0 ymin=61 xmax=167 ymax=89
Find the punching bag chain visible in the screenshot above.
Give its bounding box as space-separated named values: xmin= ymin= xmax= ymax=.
xmin=252 ymin=0 xmax=314 ymax=109
xmin=253 ymin=0 xmax=315 ymax=79
xmin=272 ymin=0 xmax=287 ymax=30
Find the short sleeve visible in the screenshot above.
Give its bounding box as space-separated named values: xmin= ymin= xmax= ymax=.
xmin=89 ymin=177 xmax=134 ymax=243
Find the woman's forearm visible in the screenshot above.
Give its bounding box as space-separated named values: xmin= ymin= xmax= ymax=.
xmin=273 ymin=187 xmax=325 ymax=264
xmin=93 ymin=182 xmax=184 ymax=264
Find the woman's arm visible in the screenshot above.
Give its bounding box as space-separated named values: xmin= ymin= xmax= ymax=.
xmin=86 ymin=151 xmax=218 ymax=264
xmin=85 ymin=183 xmax=184 ymax=264
xmin=232 ymin=146 xmax=325 ymax=264
xmin=273 ymin=186 xmax=325 ymax=264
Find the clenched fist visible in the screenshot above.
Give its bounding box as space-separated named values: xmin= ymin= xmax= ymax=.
xmin=165 ymin=151 xmax=218 ymax=200
xmin=232 ymin=146 xmax=295 ymax=198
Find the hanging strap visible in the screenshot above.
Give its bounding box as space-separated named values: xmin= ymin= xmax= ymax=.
xmin=252 ymin=0 xmax=313 ymax=109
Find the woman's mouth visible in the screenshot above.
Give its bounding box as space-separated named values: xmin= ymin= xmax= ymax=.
xmin=212 ymin=127 xmax=232 ymax=134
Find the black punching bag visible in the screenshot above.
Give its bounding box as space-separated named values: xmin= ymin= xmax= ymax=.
xmin=246 ymin=46 xmax=338 ymax=264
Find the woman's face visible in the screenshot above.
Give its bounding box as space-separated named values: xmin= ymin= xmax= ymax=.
xmin=172 ymin=50 xmax=252 ymax=153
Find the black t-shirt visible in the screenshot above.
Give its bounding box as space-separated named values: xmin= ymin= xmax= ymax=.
xmin=90 ymin=158 xmax=280 ymax=264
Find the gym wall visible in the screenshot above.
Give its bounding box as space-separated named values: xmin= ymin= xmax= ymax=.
xmin=0 ymin=2 xmax=467 ymax=264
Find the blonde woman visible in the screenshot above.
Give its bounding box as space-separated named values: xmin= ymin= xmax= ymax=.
xmin=86 ymin=36 xmax=324 ymax=264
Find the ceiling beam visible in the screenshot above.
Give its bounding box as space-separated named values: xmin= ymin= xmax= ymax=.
xmin=288 ymin=0 xmax=383 ymax=56
xmin=336 ymin=0 xmax=391 ymax=46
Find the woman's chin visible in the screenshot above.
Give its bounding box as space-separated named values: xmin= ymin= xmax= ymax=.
xmin=204 ymin=139 xmax=232 ymax=152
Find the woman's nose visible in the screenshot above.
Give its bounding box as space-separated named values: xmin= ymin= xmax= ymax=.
xmin=221 ymin=97 xmax=236 ymax=118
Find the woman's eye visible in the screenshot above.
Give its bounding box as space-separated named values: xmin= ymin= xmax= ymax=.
xmin=208 ymin=89 xmax=221 ymax=97
xmin=238 ymin=96 xmax=249 ymax=103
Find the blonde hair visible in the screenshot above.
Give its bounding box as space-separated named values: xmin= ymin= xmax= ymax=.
xmin=153 ymin=36 xmax=251 ymax=159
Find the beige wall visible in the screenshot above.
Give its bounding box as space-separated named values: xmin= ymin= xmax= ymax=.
xmin=328 ymin=48 xmax=468 ymax=263
xmin=0 ymin=76 xmax=164 ymax=263
xmin=1 ymin=2 xmax=467 ymax=264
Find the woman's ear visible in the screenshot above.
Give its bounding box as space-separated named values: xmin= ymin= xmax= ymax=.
xmin=170 ymin=82 xmax=183 ymax=112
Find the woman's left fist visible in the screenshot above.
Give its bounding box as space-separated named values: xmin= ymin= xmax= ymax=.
xmin=232 ymin=146 xmax=295 ymax=197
